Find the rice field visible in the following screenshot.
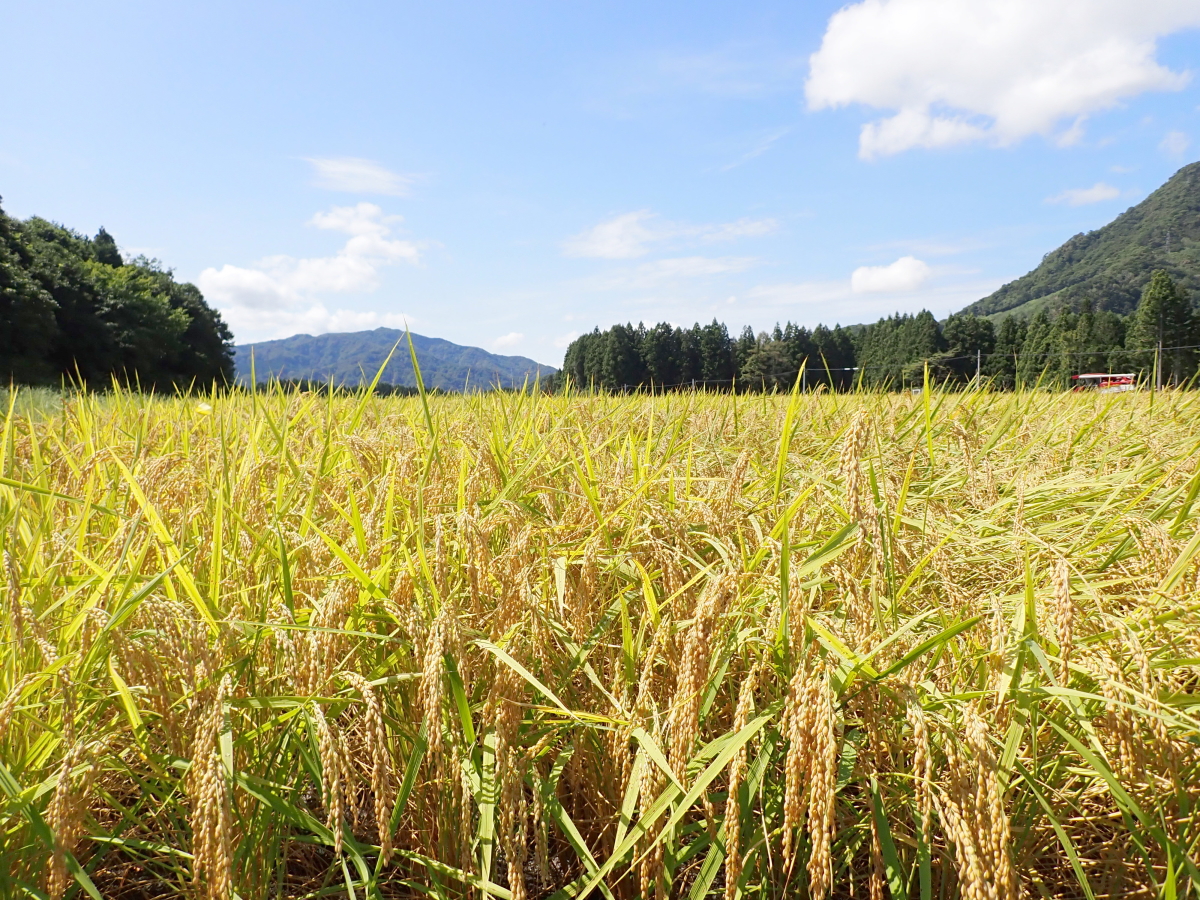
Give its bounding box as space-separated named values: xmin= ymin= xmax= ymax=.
xmin=1 ymin=381 xmax=1198 ymax=899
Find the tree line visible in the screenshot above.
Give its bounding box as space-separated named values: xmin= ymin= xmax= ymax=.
xmin=556 ymin=271 xmax=1199 ymax=392
xmin=0 ymin=197 xmax=234 ymax=389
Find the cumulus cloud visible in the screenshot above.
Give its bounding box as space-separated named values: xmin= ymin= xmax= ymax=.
xmin=199 ymin=203 xmax=421 ymax=340
xmin=554 ymin=330 xmax=580 ymax=348
xmin=806 ymin=0 xmax=1200 ymax=158
xmin=492 ymin=332 xmax=524 ymax=349
xmin=1161 ymin=130 xmax=1191 ymax=157
xmin=851 ymin=256 xmax=932 ymax=292
xmin=1046 ymin=182 xmax=1121 ymax=206
xmin=563 ymin=211 xmax=777 ymax=258
xmin=305 ymin=157 xmax=415 ymax=196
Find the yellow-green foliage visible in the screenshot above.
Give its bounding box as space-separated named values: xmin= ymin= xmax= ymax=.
xmin=1 ymin=384 xmax=1198 ymax=899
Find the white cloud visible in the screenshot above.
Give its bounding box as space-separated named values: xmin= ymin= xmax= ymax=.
xmin=582 ymin=256 xmax=760 ymax=291
xmin=200 ymin=204 xmax=422 ymax=341
xmin=305 ymin=157 xmax=415 ymax=196
xmin=554 ymin=331 xmax=579 ymax=348
xmin=563 ymin=211 xmax=777 ymax=259
xmin=702 ymin=218 xmax=778 ymax=242
xmin=806 ymin=0 xmax=1200 ymax=159
xmin=1046 ymin=182 xmax=1121 ymax=206
xmin=851 ymin=256 xmax=932 ymax=292
xmin=309 ymin=202 xmax=402 ymax=235
xmin=1161 ymin=130 xmax=1191 ymax=157
xmin=226 ymin=305 xmax=414 ymax=342
xmin=564 ymin=211 xmax=659 ymax=259
xmin=492 ymin=332 xmax=524 ymax=349
xmin=640 ymin=256 xmax=758 ymax=279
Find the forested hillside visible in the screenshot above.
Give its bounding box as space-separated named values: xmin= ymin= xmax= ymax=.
xmin=0 ymin=198 xmax=233 ymax=388
xmin=557 ymin=272 xmax=1198 ymax=390
xmin=234 ymin=329 xmax=555 ymax=391
xmin=963 ymin=160 xmax=1200 ymax=318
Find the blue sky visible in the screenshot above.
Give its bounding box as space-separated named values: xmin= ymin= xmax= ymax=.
xmin=3 ymin=1 xmax=1199 ymax=365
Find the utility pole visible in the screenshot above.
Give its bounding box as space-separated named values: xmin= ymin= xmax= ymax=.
xmin=975 ymin=348 xmax=981 ymax=385
xmin=1158 ymin=299 xmax=1165 ymax=390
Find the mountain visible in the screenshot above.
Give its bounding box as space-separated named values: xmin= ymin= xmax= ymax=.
xmin=961 ymin=161 xmax=1200 ymax=320
xmin=234 ymin=328 xmax=555 ymax=391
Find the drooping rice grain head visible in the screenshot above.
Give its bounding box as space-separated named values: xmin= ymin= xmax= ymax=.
xmin=46 ymin=741 xmax=90 ymax=900
xmin=838 ymin=412 xmax=870 ymax=527
xmin=343 ymin=671 xmax=394 ymax=865
xmin=0 ymin=672 xmax=35 ymax=744
xmin=310 ymin=700 xmax=347 ymax=858
xmin=781 ymin=647 xmax=838 ymax=898
xmin=1050 ymin=559 xmax=1075 ymax=679
xmin=903 ymin=685 xmax=933 ymax=838
xmin=668 ymin=573 xmax=733 ymax=771
xmin=806 ymin=665 xmax=838 ymax=900
xmin=935 ymin=709 xmax=1017 ymax=900
xmin=188 ymin=675 xmax=233 ymax=900
xmin=724 ymin=660 xmax=761 ymax=900
xmin=418 ymin=600 xmax=456 ymax=778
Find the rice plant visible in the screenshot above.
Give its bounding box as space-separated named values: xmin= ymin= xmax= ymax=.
xmin=1 ymin=379 xmax=1198 ymax=899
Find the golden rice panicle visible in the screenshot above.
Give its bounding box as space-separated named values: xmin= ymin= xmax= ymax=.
xmin=724 ymin=660 xmax=761 ymax=900
xmin=343 ymin=671 xmax=395 ymax=865
xmin=189 ymin=675 xmax=233 ymax=900
xmin=492 ymin=667 xmax=529 ymax=900
xmin=782 ymin=649 xmax=839 ymax=898
xmin=963 ymin=709 xmax=1016 ymax=900
xmin=0 ymin=672 xmax=36 ymax=744
xmin=806 ymin=664 xmax=838 ymax=900
xmin=903 ymin=685 xmax=933 ymax=838
xmin=46 ymin=741 xmax=91 ymax=900
xmin=668 ymin=573 xmax=732 ymax=770
xmin=418 ymin=600 xmax=456 ymax=776
xmin=781 ymin=658 xmax=813 ymax=867
xmin=3 ymin=548 xmax=24 ymax=639
xmin=299 ymin=579 xmax=358 ymax=695
xmin=311 ymin=701 xmax=347 ymax=858
xmin=1093 ymin=649 xmax=1142 ymax=780
xmin=11 ymin=574 xmax=60 ymax=669
xmin=1050 ymin=558 xmax=1075 ymax=679
xmin=935 ymin=710 xmax=1018 ymax=900
xmin=838 ymin=411 xmax=870 ymax=525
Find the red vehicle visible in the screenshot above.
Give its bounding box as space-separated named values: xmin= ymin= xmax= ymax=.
xmin=1071 ymin=373 xmax=1136 ymax=393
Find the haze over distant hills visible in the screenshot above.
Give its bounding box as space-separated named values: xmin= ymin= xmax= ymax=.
xmin=962 ymin=161 xmax=1200 ymax=320
xmin=234 ymin=329 xmax=555 ymax=391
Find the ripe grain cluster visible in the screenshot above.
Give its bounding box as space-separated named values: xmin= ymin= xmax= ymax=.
xmin=1 ymin=384 xmax=1198 ymax=899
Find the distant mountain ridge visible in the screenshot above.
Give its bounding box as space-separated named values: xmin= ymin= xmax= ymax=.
xmin=961 ymin=160 xmax=1200 ymax=320
xmin=234 ymin=329 xmax=555 ymax=391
